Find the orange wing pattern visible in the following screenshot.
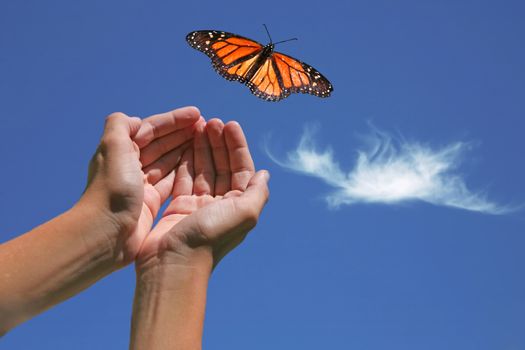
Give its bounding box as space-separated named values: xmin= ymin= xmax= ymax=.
xmin=186 ymin=30 xmax=333 ymax=101
xmin=245 ymin=58 xmax=283 ymax=100
xmin=272 ymin=53 xmax=332 ymax=99
xmin=187 ymin=30 xmax=263 ymax=81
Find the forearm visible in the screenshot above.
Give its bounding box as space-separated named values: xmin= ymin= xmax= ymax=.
xmin=130 ymin=249 xmax=212 ymax=350
xmin=0 ymin=202 xmax=121 ymax=334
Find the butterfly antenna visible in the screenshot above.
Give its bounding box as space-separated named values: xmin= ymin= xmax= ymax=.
xmin=274 ymin=37 xmax=299 ymax=45
xmin=263 ymin=24 xmax=273 ymax=44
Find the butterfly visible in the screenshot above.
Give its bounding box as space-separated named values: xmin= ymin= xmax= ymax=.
xmin=186 ymin=26 xmax=333 ymax=102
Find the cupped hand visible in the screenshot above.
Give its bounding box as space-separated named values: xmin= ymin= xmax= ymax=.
xmin=136 ymin=118 xmax=270 ymax=272
xmin=80 ymin=106 xmax=200 ymax=264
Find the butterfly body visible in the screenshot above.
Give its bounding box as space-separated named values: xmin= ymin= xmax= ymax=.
xmin=186 ymin=30 xmax=333 ymax=101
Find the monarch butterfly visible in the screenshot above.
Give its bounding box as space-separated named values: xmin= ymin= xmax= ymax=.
xmin=186 ymin=26 xmax=333 ymax=102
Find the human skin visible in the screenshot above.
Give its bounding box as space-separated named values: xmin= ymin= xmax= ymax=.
xmin=129 ymin=118 xmax=270 ymax=350
xmin=0 ymin=106 xmax=201 ymax=335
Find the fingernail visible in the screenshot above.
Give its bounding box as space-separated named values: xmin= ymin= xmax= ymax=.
xmin=262 ymin=170 xmax=270 ymax=182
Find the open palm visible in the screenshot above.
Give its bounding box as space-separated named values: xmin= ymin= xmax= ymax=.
xmin=137 ymin=118 xmax=269 ymax=269
xmin=125 ymin=107 xmax=201 ymax=261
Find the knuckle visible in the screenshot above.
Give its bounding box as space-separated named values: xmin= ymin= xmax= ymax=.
xmin=216 ymin=168 xmax=231 ymax=177
xmin=99 ymin=134 xmax=121 ymax=154
xmin=101 ymin=133 xmax=120 ymax=147
xmin=156 ymin=137 xmax=171 ymax=154
xmin=105 ymin=112 xmax=127 ymax=122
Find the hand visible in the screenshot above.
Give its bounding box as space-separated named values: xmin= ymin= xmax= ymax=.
xmin=129 ymin=118 xmax=269 ymax=349
xmin=135 ymin=118 xmax=270 ymax=272
xmin=79 ymin=106 xmax=200 ymax=264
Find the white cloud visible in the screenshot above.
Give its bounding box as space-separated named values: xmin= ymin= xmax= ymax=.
xmin=267 ymin=126 xmax=510 ymax=214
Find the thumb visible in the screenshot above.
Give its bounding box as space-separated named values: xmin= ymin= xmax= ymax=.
xmin=241 ymin=170 xmax=270 ymax=212
xmin=171 ymin=170 xmax=270 ymax=246
xmin=101 ymin=112 xmax=142 ymax=156
xmin=103 ymin=112 xmax=141 ymax=139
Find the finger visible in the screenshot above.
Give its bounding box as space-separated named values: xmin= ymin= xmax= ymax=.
xmin=143 ymin=169 xmax=174 ymax=222
xmin=173 ymin=147 xmax=194 ymax=197
xmin=134 ymin=106 xmax=200 ymax=148
xmin=142 ymin=141 xmax=190 ymax=185
xmin=193 ymin=119 xmax=215 ymax=195
xmin=206 ymin=119 xmax=231 ymax=196
xmin=172 ymin=170 xmax=270 ymax=246
xmin=139 ymin=126 xmax=195 ymax=167
xmin=223 ymin=190 xmax=242 ymax=199
xmin=154 ymin=169 xmax=176 ymax=204
xmin=240 ymin=170 xmax=271 ymax=214
xmin=143 ymin=184 xmax=161 ymax=219
xmin=224 ymin=121 xmax=255 ymax=191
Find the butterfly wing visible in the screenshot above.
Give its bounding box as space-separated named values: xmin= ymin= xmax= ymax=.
xmin=186 ymin=30 xmax=334 ymax=101
xmin=244 ymin=57 xmax=287 ymax=101
xmin=186 ymin=30 xmax=264 ymax=82
xmin=272 ymin=52 xmax=333 ymax=99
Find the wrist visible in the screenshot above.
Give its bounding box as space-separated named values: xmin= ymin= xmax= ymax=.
xmin=72 ymin=198 xmax=132 ymax=269
xmin=136 ymin=241 xmax=214 ymax=278
xmin=135 ymin=256 xmax=212 ymax=299
xmin=131 ymin=241 xmax=212 ymax=350
xmin=131 ymin=258 xmax=210 ymax=350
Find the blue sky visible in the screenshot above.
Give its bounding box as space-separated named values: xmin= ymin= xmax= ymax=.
xmin=1 ymin=0 xmax=524 ymax=349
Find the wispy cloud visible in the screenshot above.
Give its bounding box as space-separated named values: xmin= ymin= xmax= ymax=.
xmin=267 ymin=126 xmax=510 ymax=214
